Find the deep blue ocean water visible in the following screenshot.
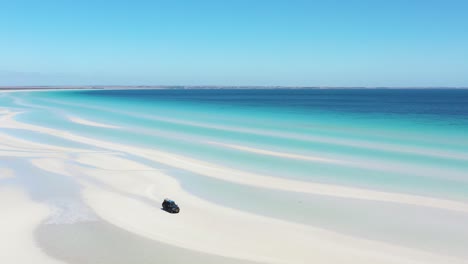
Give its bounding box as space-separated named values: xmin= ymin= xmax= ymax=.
xmin=75 ymin=88 xmax=468 ymax=119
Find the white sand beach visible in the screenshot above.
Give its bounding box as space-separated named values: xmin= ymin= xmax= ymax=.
xmin=0 ymin=187 xmax=64 ymax=264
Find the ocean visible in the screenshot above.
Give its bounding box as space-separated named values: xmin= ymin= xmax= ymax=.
xmin=1 ymin=88 xmax=468 ymax=262
xmin=11 ymin=89 xmax=468 ymax=197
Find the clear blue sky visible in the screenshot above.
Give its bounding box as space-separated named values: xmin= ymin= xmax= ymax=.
xmin=1 ymin=0 xmax=467 ymax=87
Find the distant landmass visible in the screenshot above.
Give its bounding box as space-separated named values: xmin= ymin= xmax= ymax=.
xmin=1 ymin=85 xmax=467 ymax=90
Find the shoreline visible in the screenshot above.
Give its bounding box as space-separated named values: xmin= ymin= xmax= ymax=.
xmin=2 ymin=123 xmax=465 ymax=264
xmin=1 ymin=90 xmax=468 ymax=263
xmin=3 ymin=111 xmax=468 ymax=213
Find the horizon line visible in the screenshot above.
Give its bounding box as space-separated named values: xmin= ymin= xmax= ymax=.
xmin=1 ymin=85 xmax=468 ymax=90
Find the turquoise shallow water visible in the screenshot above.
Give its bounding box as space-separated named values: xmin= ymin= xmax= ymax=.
xmin=3 ymin=89 xmax=468 ymax=259
xmin=3 ymin=89 xmax=468 ymax=201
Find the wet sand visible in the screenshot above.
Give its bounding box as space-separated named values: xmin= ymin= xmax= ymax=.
xmin=36 ymin=221 xmax=260 ymax=264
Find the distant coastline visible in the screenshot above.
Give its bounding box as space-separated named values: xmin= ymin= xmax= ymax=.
xmin=1 ymin=85 xmax=468 ymax=91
